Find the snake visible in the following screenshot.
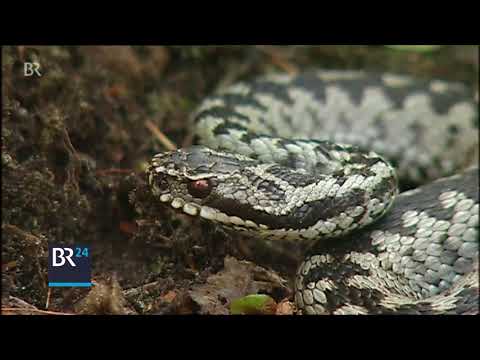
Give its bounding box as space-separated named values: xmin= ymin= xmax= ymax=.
xmin=146 ymin=70 xmax=479 ymax=314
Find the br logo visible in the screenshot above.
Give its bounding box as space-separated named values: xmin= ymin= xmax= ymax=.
xmin=48 ymin=245 xmax=91 ymax=287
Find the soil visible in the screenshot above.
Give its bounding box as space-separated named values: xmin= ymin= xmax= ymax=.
xmin=1 ymin=45 xmax=478 ymax=315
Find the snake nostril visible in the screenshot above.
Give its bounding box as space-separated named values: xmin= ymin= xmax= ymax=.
xmin=149 ymin=173 xmax=169 ymax=192
xmin=157 ymin=178 xmax=170 ymax=191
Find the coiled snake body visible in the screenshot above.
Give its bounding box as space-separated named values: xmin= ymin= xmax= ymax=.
xmin=147 ymin=70 xmax=479 ymax=314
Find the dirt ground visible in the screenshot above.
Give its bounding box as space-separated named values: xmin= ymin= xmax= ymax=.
xmin=1 ymin=45 xmax=478 ymax=315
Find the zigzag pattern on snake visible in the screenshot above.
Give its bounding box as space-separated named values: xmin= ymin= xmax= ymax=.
xmin=146 ymin=70 xmax=479 ymax=314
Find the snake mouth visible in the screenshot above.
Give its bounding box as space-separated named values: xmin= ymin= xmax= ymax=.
xmin=156 ymin=192 xmax=262 ymax=230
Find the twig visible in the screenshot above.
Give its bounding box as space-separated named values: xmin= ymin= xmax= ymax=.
xmin=7 ymin=296 xmax=38 ymax=309
xmin=1 ymin=307 xmax=73 ymax=315
xmin=145 ymin=120 xmax=177 ymax=151
xmin=2 ymin=260 xmax=17 ymax=272
xmin=258 ymin=46 xmax=299 ymax=75
xmin=62 ymin=127 xmax=81 ymax=194
xmin=45 ymin=288 xmax=52 ymax=310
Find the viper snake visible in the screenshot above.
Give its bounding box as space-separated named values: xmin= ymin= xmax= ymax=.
xmin=146 ymin=70 xmax=479 ymax=314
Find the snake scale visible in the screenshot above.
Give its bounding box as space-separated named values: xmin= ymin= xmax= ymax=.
xmin=146 ymin=70 xmax=479 ymax=314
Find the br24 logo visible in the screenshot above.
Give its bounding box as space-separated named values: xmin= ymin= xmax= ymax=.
xmin=51 ymin=247 xmax=89 ymax=267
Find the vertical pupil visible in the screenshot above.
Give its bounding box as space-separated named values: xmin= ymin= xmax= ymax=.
xmin=188 ymin=179 xmax=211 ymax=198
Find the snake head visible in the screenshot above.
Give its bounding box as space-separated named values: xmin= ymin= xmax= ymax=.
xmin=147 ymin=146 xmax=271 ymax=233
xmin=147 ymin=145 xmax=320 ymax=237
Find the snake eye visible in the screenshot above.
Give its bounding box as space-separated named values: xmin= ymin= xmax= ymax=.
xmin=188 ymin=179 xmax=212 ymax=198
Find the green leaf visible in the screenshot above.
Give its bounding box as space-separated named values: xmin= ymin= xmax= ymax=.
xmin=384 ymin=45 xmax=444 ymax=53
xmin=230 ymin=294 xmax=277 ymax=315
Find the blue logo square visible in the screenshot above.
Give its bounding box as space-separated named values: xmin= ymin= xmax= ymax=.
xmin=48 ymin=245 xmax=91 ymax=287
